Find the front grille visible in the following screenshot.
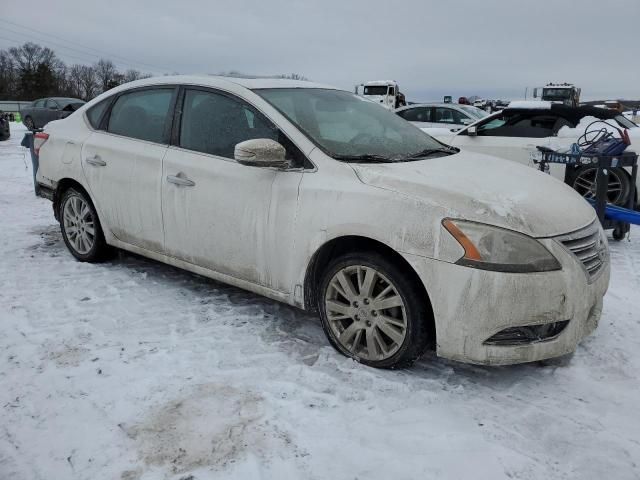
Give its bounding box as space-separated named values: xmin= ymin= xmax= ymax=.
xmin=556 ymin=221 xmax=607 ymax=280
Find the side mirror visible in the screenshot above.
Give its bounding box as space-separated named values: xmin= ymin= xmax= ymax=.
xmin=49 ymin=105 xmax=57 ymax=110
xmin=234 ymin=138 xmax=289 ymax=168
xmin=467 ymin=126 xmax=478 ymax=136
xmin=460 ymin=118 xmax=472 ymax=125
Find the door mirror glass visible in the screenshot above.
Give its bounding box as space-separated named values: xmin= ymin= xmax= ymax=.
xmin=49 ymin=105 xmax=58 ymax=110
xmin=467 ymin=126 xmax=477 ymax=136
xmin=460 ymin=118 xmax=472 ymax=125
xmin=234 ymin=138 xmax=289 ymax=168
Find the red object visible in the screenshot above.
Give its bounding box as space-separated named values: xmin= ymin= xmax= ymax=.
xmin=34 ymin=132 xmax=49 ymax=156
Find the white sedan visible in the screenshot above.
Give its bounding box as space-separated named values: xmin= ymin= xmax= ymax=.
xmin=430 ymin=102 xmax=639 ymax=208
xmin=395 ymin=102 xmax=487 ymax=130
xmin=35 ymin=76 xmax=608 ymax=368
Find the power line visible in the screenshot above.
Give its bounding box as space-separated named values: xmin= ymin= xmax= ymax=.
xmin=0 ymin=34 xmax=111 ymax=66
xmin=0 ymin=17 xmax=172 ymax=73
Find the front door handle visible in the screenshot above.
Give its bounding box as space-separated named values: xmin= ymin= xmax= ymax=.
xmin=86 ymin=155 xmax=106 ymax=167
xmin=166 ymin=174 xmax=195 ymax=187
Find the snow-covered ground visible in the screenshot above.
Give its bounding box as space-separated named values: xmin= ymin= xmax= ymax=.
xmin=1 ymin=122 xmax=639 ymax=480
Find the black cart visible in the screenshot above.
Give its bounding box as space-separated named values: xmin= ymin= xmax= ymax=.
xmin=534 ymin=147 xmax=638 ymax=240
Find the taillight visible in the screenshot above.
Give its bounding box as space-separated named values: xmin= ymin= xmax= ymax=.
xmin=33 ymin=132 xmax=49 ymax=156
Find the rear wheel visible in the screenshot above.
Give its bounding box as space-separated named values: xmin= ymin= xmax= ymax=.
xmin=59 ymin=188 xmax=108 ymax=262
xmin=571 ymin=167 xmax=631 ymax=206
xmin=318 ymin=252 xmax=430 ymax=369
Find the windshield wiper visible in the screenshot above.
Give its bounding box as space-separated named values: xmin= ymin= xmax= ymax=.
xmin=405 ymin=147 xmax=458 ymax=159
xmin=332 ymin=154 xmax=391 ymax=163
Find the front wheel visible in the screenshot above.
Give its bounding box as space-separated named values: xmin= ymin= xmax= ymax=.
xmin=59 ymin=188 xmax=109 ymax=262
xmin=318 ymin=252 xmax=431 ymax=369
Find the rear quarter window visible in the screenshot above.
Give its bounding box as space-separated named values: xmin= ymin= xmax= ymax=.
xmin=86 ymin=98 xmax=111 ymax=129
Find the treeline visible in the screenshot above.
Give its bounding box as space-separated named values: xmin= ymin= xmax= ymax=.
xmin=0 ymin=42 xmax=310 ymax=103
xmin=0 ymin=42 xmax=152 ymax=102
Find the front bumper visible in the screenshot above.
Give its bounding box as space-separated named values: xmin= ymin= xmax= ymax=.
xmin=404 ymin=236 xmax=610 ymax=365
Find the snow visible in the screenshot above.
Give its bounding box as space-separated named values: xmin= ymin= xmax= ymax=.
xmin=557 ymin=116 xmax=640 ymax=140
xmin=1 ymin=121 xmax=640 ymax=480
xmin=507 ymin=100 xmax=553 ymax=110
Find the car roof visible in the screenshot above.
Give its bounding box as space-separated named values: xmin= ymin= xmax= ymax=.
xmin=106 ymin=74 xmax=340 ymax=92
xmin=50 ymin=97 xmax=85 ymax=103
xmin=396 ymin=103 xmax=466 ymax=111
xmin=504 ymin=103 xmax=621 ymax=121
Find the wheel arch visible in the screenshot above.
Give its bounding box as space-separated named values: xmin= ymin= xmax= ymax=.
xmin=53 ymin=178 xmax=93 ymax=221
xmin=303 ymin=235 xmax=436 ymax=346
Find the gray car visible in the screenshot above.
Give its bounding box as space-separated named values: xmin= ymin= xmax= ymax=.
xmin=22 ymin=97 xmax=85 ymax=130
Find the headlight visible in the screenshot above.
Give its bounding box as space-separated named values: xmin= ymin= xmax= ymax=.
xmin=442 ymin=219 xmax=561 ymax=273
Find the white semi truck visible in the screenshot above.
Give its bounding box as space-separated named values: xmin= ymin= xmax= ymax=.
xmin=355 ymin=80 xmax=406 ymax=110
xmin=533 ymin=83 xmax=582 ymax=107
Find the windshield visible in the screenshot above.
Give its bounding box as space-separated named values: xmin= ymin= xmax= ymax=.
xmin=363 ymin=86 xmax=389 ymax=96
xmin=542 ymin=88 xmax=572 ymax=100
xmin=255 ymin=88 xmax=448 ymax=162
xmin=615 ymin=114 xmax=637 ymax=129
xmin=459 ymin=105 xmax=487 ymax=119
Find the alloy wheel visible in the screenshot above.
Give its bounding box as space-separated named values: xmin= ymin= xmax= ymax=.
xmin=62 ymin=195 xmax=96 ymax=255
xmin=573 ymin=168 xmax=626 ymax=205
xmin=324 ymin=265 xmax=407 ymax=362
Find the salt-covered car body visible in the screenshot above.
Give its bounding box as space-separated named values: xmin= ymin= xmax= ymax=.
xmin=35 ymin=76 xmax=609 ymax=367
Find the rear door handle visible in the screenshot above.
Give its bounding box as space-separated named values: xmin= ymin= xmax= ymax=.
xmin=86 ymin=155 xmax=106 ymax=167
xmin=166 ymin=174 xmax=195 ymax=187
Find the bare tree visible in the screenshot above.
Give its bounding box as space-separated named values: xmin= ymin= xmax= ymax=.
xmin=0 ymin=50 xmax=16 ymax=99
xmin=123 ymin=69 xmax=142 ymax=83
xmin=8 ymin=42 xmax=56 ymax=73
xmin=279 ymin=73 xmax=308 ymax=81
xmin=78 ymin=65 xmax=98 ymax=100
xmin=67 ymin=64 xmax=86 ymax=99
xmin=94 ymin=59 xmax=117 ymax=92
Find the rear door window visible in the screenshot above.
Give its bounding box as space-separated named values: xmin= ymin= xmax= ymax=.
xmin=107 ymin=88 xmax=174 ymax=143
xmin=33 ymin=99 xmax=45 ymax=108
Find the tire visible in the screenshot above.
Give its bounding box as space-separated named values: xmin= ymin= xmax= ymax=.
xmin=612 ymin=224 xmax=629 ymax=241
xmin=571 ymin=167 xmax=631 ymax=206
xmin=24 ymin=116 xmax=35 ymax=131
xmin=59 ymin=187 xmax=109 ymax=262
xmin=318 ymin=251 xmax=431 ymax=369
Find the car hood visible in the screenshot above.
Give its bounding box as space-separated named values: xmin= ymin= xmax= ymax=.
xmin=351 ymin=150 xmax=596 ymax=238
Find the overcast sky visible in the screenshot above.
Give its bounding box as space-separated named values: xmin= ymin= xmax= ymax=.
xmin=1 ymin=0 xmax=638 ymax=102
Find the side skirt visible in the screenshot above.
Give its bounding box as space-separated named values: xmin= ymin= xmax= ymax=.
xmin=107 ymin=237 xmax=296 ymax=307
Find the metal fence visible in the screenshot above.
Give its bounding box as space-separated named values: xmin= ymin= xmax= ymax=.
xmin=0 ymin=101 xmax=32 ymax=113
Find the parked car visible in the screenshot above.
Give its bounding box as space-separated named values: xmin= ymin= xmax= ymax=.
xmin=0 ymin=112 xmax=10 ymax=141
xmin=430 ymin=102 xmax=639 ymax=207
xmin=35 ymin=76 xmax=609 ymax=368
xmin=395 ymin=103 xmax=488 ymax=130
xmin=21 ymin=97 xmax=85 ymax=130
